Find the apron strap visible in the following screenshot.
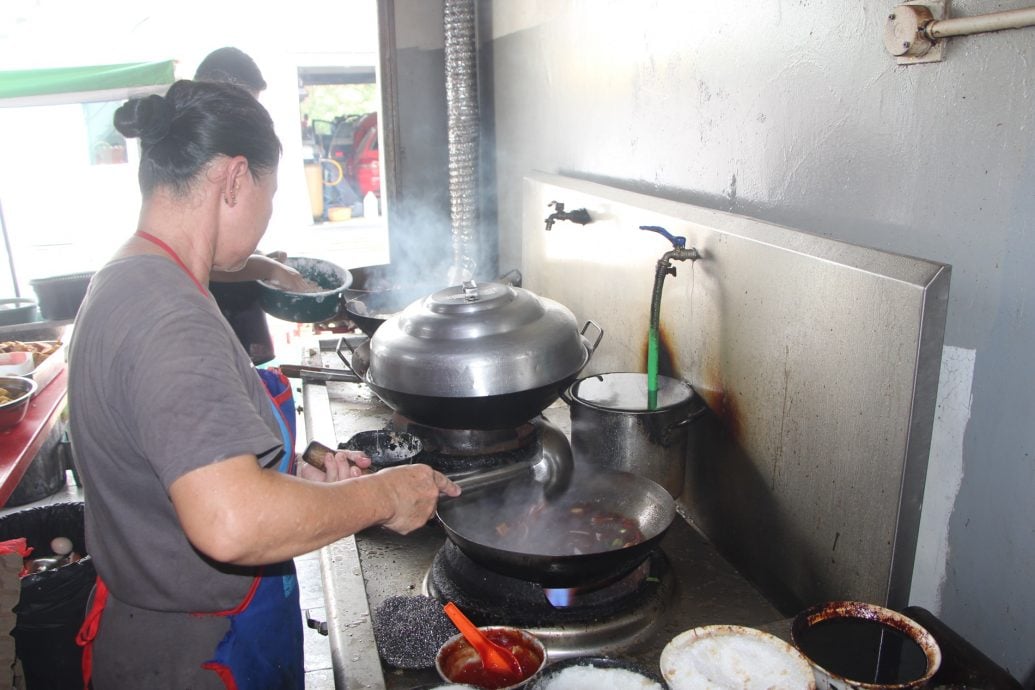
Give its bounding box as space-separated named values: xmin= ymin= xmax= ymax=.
xmin=76 ymin=576 xmax=110 ymax=690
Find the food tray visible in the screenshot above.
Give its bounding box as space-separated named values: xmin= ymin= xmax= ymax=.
xmin=0 ymin=341 xmax=66 ymax=392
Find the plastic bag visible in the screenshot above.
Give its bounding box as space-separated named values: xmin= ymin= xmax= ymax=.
xmin=0 ymin=502 xmax=95 ymax=690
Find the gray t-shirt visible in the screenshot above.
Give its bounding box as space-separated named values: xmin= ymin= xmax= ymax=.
xmin=69 ymin=255 xmax=284 ymax=613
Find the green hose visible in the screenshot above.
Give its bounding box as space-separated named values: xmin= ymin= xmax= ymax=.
xmin=647 ymin=258 xmax=669 ymax=410
xmin=647 ymin=326 xmax=660 ymax=409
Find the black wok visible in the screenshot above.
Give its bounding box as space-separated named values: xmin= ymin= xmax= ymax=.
xmin=344 ymin=338 xmax=592 ymax=430
xmin=435 ymin=468 xmax=676 ymax=588
xmin=343 ymin=283 xmax=443 ymax=337
xmin=342 ymin=269 xmax=523 ymax=337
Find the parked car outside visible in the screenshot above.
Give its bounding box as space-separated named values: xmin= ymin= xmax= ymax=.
xmin=347 ymin=113 xmax=380 ymax=199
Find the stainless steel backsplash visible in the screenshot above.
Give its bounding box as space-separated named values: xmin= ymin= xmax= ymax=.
xmin=520 ymin=172 xmax=950 ymax=612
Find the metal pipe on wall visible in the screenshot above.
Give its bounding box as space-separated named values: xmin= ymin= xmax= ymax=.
xmin=927 ymin=6 xmax=1035 ymax=38
xmin=444 ymin=0 xmax=479 ymax=284
xmin=885 ymin=2 xmax=1035 ymax=62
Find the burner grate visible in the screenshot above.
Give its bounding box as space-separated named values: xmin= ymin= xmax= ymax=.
xmin=425 ymin=541 xmax=670 ymax=629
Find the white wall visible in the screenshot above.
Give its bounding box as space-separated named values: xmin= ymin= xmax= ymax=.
xmin=480 ymin=0 xmax=1035 ymax=682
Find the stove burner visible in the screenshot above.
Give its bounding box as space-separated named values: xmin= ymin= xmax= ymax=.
xmin=387 ymin=416 xmax=544 ymax=476
xmin=543 ymin=560 xmax=651 ymax=608
xmin=391 ymin=414 xmax=537 ymax=455
xmin=424 ymin=540 xmax=669 ymax=628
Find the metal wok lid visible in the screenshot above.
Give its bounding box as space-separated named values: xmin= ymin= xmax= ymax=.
xmin=368 ymin=281 xmax=590 ymax=398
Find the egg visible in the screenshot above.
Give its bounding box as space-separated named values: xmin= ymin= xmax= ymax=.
xmin=50 ymin=536 xmax=74 ymax=556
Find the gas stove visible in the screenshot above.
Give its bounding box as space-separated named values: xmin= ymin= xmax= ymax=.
xmin=300 ymin=337 xmax=1023 ymax=689
xmin=300 ymin=338 xmax=785 ymax=689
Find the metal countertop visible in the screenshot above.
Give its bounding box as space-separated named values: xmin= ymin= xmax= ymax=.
xmin=300 ymin=341 xmax=786 ymax=689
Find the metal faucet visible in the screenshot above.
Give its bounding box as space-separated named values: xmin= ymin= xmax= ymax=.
xmin=544 ymin=201 xmax=592 ymax=231
xmin=641 ymin=225 xmax=700 ymax=409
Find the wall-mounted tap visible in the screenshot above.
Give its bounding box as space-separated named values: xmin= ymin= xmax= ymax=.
xmin=640 ymin=225 xmax=701 ymax=409
xmin=544 ymin=201 xmax=592 ymax=231
xmin=640 ymin=225 xmax=700 ymax=264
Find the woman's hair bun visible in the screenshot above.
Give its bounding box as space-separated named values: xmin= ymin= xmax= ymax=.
xmin=113 ymin=94 xmax=175 ymax=144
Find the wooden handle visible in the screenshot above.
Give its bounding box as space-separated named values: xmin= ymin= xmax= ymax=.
xmin=302 ymin=441 xmax=337 ymax=471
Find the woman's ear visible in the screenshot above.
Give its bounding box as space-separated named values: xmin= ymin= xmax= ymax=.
xmin=222 ymin=156 xmax=250 ymax=207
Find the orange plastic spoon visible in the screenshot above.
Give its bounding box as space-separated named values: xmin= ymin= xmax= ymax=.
xmin=443 ymin=601 xmax=523 ymax=676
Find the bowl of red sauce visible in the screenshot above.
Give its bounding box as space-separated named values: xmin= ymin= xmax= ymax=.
xmin=436 ymin=625 xmax=547 ymax=690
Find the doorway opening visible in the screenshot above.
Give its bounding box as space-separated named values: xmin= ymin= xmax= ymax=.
xmin=298 ymin=66 xmax=381 ymax=225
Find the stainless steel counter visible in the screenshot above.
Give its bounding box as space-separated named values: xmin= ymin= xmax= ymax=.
xmin=301 ymin=341 xmax=787 ymax=689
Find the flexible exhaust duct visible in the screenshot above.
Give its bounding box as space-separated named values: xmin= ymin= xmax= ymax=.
xmin=444 ymin=0 xmax=479 ymax=284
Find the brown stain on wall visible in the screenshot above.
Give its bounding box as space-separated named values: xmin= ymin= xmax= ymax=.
xmin=640 ymin=324 xmax=744 ymax=444
xmin=698 ymin=360 xmax=743 ymax=445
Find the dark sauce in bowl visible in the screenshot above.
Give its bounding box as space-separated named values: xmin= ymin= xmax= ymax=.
xmin=796 ymin=617 xmax=929 ymax=683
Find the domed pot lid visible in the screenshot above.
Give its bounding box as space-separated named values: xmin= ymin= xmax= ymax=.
xmin=368 ymin=281 xmax=590 ymax=398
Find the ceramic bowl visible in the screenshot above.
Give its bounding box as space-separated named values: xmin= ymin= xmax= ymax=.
xmin=661 ymin=624 xmax=816 ymax=690
xmin=0 ymin=298 xmax=38 ymax=327
xmin=791 ymin=601 xmax=941 ymax=689
xmin=528 ymin=655 xmax=666 ymax=689
xmin=0 ymin=375 xmax=38 ymax=431
xmin=436 ymin=625 xmax=547 ymax=690
xmin=257 ymin=257 xmax=352 ymax=323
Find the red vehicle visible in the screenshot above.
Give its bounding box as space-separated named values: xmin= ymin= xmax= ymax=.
xmin=347 ymin=113 xmax=380 ymax=198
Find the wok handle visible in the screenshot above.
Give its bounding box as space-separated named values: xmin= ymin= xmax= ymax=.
xmin=580 ymin=320 xmax=604 ymax=356
xmin=496 ymin=268 xmax=522 ymax=287
xmin=335 ymin=337 xmax=359 ymax=374
xmin=279 ymin=364 xmax=361 ymax=383
xmin=308 ymin=439 xmax=515 ymax=497
xmin=447 ymin=460 xmax=536 ymax=493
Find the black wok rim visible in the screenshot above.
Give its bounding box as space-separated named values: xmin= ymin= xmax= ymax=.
xmin=435 ymin=471 xmax=676 ymax=588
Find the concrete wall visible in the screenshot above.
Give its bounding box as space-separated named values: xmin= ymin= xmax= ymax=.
xmin=467 ymin=1 xmax=1035 ymax=683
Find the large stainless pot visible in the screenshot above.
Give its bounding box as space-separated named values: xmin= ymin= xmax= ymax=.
xmin=563 ymin=373 xmax=708 ymax=498
xmin=366 ymin=281 xmax=602 ymax=429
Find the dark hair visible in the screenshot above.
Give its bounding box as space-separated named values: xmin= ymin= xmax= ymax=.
xmin=194 ymin=47 xmax=267 ymax=93
xmin=113 ymin=80 xmax=281 ymax=197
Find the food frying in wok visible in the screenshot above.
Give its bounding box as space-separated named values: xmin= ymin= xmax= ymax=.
xmin=494 ymin=503 xmax=646 ymax=556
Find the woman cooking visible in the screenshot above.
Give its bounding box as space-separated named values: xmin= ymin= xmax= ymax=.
xmin=67 ymin=80 xmax=460 ymax=689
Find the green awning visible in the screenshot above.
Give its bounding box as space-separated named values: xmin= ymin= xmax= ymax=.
xmin=0 ymin=60 xmax=176 ymax=107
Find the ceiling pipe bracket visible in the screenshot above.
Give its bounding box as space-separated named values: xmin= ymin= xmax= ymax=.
xmin=886 ymin=0 xmax=1035 ymax=64
xmin=884 ymin=0 xmax=947 ymax=64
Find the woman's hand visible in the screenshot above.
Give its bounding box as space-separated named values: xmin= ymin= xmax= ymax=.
xmin=299 ymin=448 xmax=372 ymax=482
xmin=264 ymin=263 xmax=314 ymax=292
xmin=210 ymin=253 xmax=309 ymax=286
xmin=373 ymin=465 xmax=461 ymax=534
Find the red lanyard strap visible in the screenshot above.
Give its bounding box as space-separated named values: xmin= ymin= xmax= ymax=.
xmin=135 ymin=230 xmax=208 ymax=296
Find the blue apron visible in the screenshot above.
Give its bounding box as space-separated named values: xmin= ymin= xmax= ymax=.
xmin=200 ymin=560 xmax=303 ymax=690
xmin=199 ymin=373 xmax=303 ymax=689
xmin=78 ymin=371 xmax=304 ymax=690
